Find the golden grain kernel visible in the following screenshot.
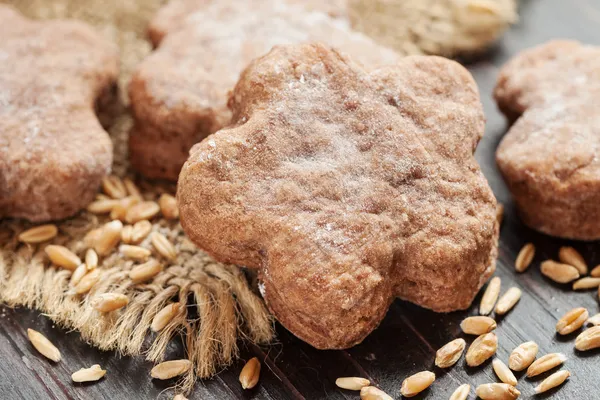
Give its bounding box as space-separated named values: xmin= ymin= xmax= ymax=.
xmin=572 ymin=277 xmax=600 ymax=290
xmin=480 ymin=277 xmax=501 ymax=315
xmin=18 ymin=224 xmax=58 ymax=244
xmin=335 ymin=377 xmax=370 ymax=391
xmin=460 ymin=316 xmax=497 ymax=335
xmin=526 ymin=353 xmax=567 ymax=377
xmin=151 ymin=302 xmax=182 ymax=332
xmin=360 ymin=386 xmax=393 ymax=400
xmin=96 ymin=194 xmax=111 ymax=201
xmin=123 ymin=177 xmax=142 ymax=198
xmin=125 ymin=201 xmax=160 ymax=224
xmin=151 ymin=359 xmax=192 ymax=380
xmin=94 ymin=220 xmax=123 ymax=256
xmin=515 ymin=243 xmax=535 ymax=272
xmin=83 ymin=228 xmax=102 ymax=248
xmin=540 ymin=260 xmax=580 ymax=283
xmin=110 ymin=196 xmax=140 ymax=221
xmin=44 ymin=245 xmax=81 ymax=271
xmin=494 ymin=287 xmax=521 ymax=315
xmin=151 ymin=232 xmax=177 ymax=261
xmin=492 ymin=359 xmax=517 ymax=386
xmin=508 ymin=341 xmax=538 ymax=371
xmin=496 ymin=204 xmax=504 ymax=226
xmin=129 ymin=259 xmax=162 ymax=283
xmin=591 ymin=264 xmax=600 ymax=277
xmin=159 ymin=193 xmax=179 ymax=219
xmin=466 ymin=332 xmax=497 ymax=367
xmin=87 ymin=199 xmax=119 ymax=214
xmin=72 ymin=364 xmax=106 ymax=383
xmin=535 ymin=370 xmax=570 ymax=394
xmin=400 ymin=371 xmax=435 ymax=397
xmin=119 ymin=244 xmax=151 ymax=260
xmin=85 ymin=248 xmax=98 ymax=270
xmin=558 ymin=246 xmax=587 ymax=275
xmin=121 ymin=225 xmax=133 ymax=244
xmin=556 ymin=307 xmax=588 ymax=335
xmin=173 ymin=395 xmax=188 ymax=400
xmin=587 ymin=313 xmax=600 ymax=326
xmin=27 ymin=328 xmax=61 ymax=362
xmin=435 ymin=338 xmax=466 ymax=368
xmin=449 ymin=384 xmax=470 ymax=400
xmin=131 ymin=220 xmax=152 ymax=244
xmin=74 ymin=269 xmax=102 ymax=295
xmin=90 ymin=293 xmax=129 ymax=312
xmin=575 ymin=326 xmax=600 ymax=351
xmin=475 ymin=383 xmax=520 ymax=400
xmin=239 ymin=357 xmax=261 ymax=389
xmin=70 ymin=264 xmax=88 ymax=287
xmin=102 ymin=175 xmax=127 ymax=199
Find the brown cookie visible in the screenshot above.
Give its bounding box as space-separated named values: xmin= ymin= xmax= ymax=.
xmin=128 ymin=0 xmax=400 ymax=181
xmin=178 ymin=43 xmax=498 ymax=349
xmin=495 ymin=40 xmax=600 ymax=240
xmin=0 ymin=5 xmax=118 ymax=222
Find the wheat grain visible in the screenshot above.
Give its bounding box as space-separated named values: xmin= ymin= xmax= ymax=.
xmin=496 ymin=204 xmax=504 ymax=226
xmin=495 ymin=287 xmax=521 ymax=315
xmin=558 ymin=246 xmax=587 ymax=275
xmin=556 ymin=307 xmax=588 ymax=335
xmin=102 ymin=175 xmax=127 ymax=199
xmin=45 ymin=245 xmax=81 ymax=271
xmin=492 ymin=359 xmax=517 ymax=386
xmin=119 ymin=244 xmax=151 ymax=260
xmin=27 ymin=328 xmax=61 ymax=362
xmin=159 ymin=193 xmax=179 ymax=219
xmin=527 ymin=353 xmax=566 ymax=377
xmin=435 ymin=338 xmax=466 ymax=368
xmin=534 ymin=370 xmax=570 ymax=394
xmin=466 ymin=332 xmax=497 ymax=367
xmin=121 ymin=225 xmax=133 ymax=243
xmin=572 ymin=277 xmax=600 ymax=290
xmin=475 ymin=383 xmax=520 ymax=400
xmin=85 ymin=248 xmax=98 ymax=270
xmin=18 ymin=224 xmax=58 ymax=243
xmin=110 ymin=196 xmax=140 ymax=221
xmin=83 ymin=228 xmax=102 ymax=248
xmin=151 ymin=232 xmax=177 ymax=261
xmin=129 ymin=259 xmax=162 ymax=283
xmin=123 ymin=177 xmax=142 ymax=198
xmin=125 ymin=201 xmax=160 ymax=223
xmin=91 ymin=293 xmax=129 ymax=312
xmin=87 ymin=199 xmax=119 ymax=214
xmin=480 ymin=277 xmax=501 ymax=315
xmin=173 ymin=395 xmax=188 ymax=400
xmin=151 ymin=302 xmax=182 ymax=332
xmin=400 ymin=371 xmax=435 ymax=397
xmin=460 ymin=316 xmax=497 ymax=335
xmin=360 ymin=386 xmax=393 ymax=400
xmin=335 ymin=377 xmax=370 ymax=391
xmin=72 ymin=364 xmax=106 ymax=383
xmin=591 ymin=264 xmax=600 ymax=277
xmin=239 ymin=357 xmax=260 ymax=389
xmin=70 ymin=264 xmax=88 ymax=287
xmin=587 ymin=313 xmax=600 ymax=326
xmin=575 ymin=326 xmax=600 ymax=351
xmin=74 ymin=269 xmax=102 ymax=295
xmin=508 ymin=341 xmax=538 ymax=371
xmin=131 ymin=220 xmax=152 ymax=244
xmin=540 ymin=260 xmax=580 ymax=283
xmin=449 ymin=384 xmax=470 ymax=400
xmin=151 ymin=359 xmax=192 ymax=380
xmin=515 ymin=243 xmax=535 ymax=272
xmin=94 ymin=220 xmax=123 ymax=256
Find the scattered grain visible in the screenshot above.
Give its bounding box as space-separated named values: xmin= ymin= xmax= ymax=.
xmin=435 ymin=338 xmax=466 ymax=368
xmin=91 ymin=293 xmax=129 ymax=312
xmin=70 ymin=264 xmax=88 ymax=287
xmin=125 ymin=201 xmax=160 ymax=223
xmin=460 ymin=316 xmax=497 ymax=335
xmin=535 ymin=370 xmax=570 ymax=394
xmin=83 ymin=228 xmax=102 ymax=248
xmin=449 ymin=384 xmax=470 ymax=400
xmin=18 ymin=224 xmax=58 ymax=244
xmin=591 ymin=265 xmax=600 ymax=277
xmin=466 ymin=332 xmax=497 ymax=367
xmin=335 ymin=377 xmax=370 ymax=391
xmin=72 ymin=364 xmax=106 ymax=383
xmin=480 ymin=277 xmax=501 ymax=315
xmin=45 ymin=245 xmax=81 ymax=271
xmin=492 ymin=359 xmax=517 ymax=386
xmin=123 ymin=177 xmax=142 ymax=198
xmin=526 ymin=353 xmax=567 ymax=377
xmin=400 ymin=371 xmax=435 ymax=397
xmin=131 ymin=220 xmax=152 ymax=244
xmin=173 ymin=395 xmax=188 ymax=400
xmin=129 ymin=259 xmax=162 ymax=283
xmin=515 ymin=243 xmax=535 ymax=272
xmin=85 ymin=248 xmax=98 ymax=270
xmin=119 ymin=244 xmax=151 ymax=260
xmin=559 ymin=246 xmax=588 ymax=275
xmin=540 ymin=260 xmax=580 ymax=283
xmin=556 ymin=307 xmax=588 ymax=335
xmin=159 ymin=193 xmax=179 ymax=219
xmin=508 ymin=341 xmax=538 ymax=371
xmin=496 ymin=204 xmax=504 ymax=226
xmin=572 ymin=277 xmax=600 ymax=290
xmin=575 ymin=326 xmax=600 ymax=351
xmin=94 ymin=220 xmax=123 ymax=256
xmin=87 ymin=199 xmax=118 ymax=214
xmin=239 ymin=357 xmax=260 ymax=389
xmin=587 ymin=313 xmax=600 ymax=326
xmin=27 ymin=328 xmax=61 ymax=362
xmin=151 ymin=232 xmax=177 ymax=261
xmin=151 ymin=359 xmax=192 ymax=380
xmin=110 ymin=196 xmax=140 ymax=221
xmin=102 ymin=175 xmax=127 ymax=199
xmin=151 ymin=302 xmax=182 ymax=332
xmin=360 ymin=386 xmax=393 ymax=400
xmin=475 ymin=383 xmax=520 ymax=400
xmin=495 ymin=287 xmax=521 ymax=315
xmin=74 ymin=269 xmax=102 ymax=295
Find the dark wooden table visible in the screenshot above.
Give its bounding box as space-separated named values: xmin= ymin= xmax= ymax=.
xmin=2 ymin=0 xmax=600 ymax=398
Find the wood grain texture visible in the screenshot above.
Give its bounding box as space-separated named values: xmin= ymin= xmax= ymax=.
xmin=1 ymin=0 xmax=600 ymax=398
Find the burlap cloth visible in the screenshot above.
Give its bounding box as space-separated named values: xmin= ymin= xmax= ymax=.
xmin=0 ymin=0 xmax=274 ymax=393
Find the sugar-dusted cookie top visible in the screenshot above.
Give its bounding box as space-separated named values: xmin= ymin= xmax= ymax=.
xmin=128 ymin=0 xmax=401 ymax=181
xmin=495 ymin=40 xmax=600 ymax=239
xmin=0 ymin=5 xmax=119 ymax=222
xmin=178 ymin=43 xmax=498 ymax=349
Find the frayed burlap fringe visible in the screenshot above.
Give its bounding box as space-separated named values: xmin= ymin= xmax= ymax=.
xmin=1 ymin=0 xmax=274 ymax=394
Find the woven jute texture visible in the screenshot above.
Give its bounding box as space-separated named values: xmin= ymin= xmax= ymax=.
xmin=0 ymin=0 xmax=273 ymax=393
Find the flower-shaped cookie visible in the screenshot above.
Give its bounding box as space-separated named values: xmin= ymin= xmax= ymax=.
xmin=178 ymin=43 xmax=498 ymax=349
xmin=0 ymin=5 xmax=118 ymax=222
xmin=495 ymin=40 xmax=600 ymax=240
